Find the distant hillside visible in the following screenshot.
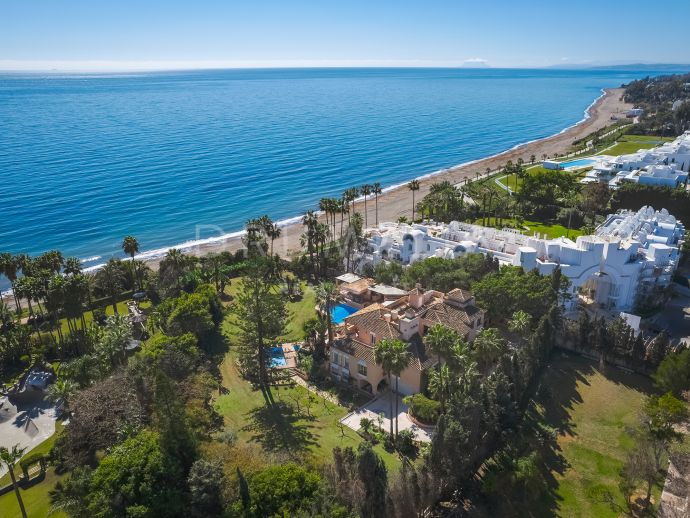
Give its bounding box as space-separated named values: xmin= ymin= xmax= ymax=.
xmin=548 ymin=63 xmax=690 ymax=72
xmin=623 ymin=72 xmax=690 ymax=136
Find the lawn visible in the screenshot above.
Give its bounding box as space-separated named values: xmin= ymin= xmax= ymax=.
xmin=0 ymin=422 xmax=67 ymax=518
xmin=472 ymin=217 xmax=584 ymax=240
xmin=618 ymin=134 xmax=674 ymax=143
xmin=0 ymin=468 xmax=67 ymax=518
xmin=604 ymin=141 xmax=658 ymax=156
xmin=531 ymin=353 xmax=660 ymax=517
xmin=216 ymin=282 xmax=401 ymax=471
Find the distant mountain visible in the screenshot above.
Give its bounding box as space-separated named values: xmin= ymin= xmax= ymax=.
xmin=548 ymin=63 xmax=690 ymax=71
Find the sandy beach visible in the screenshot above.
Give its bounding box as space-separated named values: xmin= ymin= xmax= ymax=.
xmin=173 ymin=87 xmax=631 ymax=263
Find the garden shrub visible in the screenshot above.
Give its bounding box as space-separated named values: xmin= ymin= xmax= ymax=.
xmin=405 ymin=393 xmax=440 ymax=424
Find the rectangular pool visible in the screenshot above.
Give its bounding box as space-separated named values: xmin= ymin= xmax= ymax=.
xmin=559 ymin=158 xmax=596 ymax=168
xmin=331 ymin=303 xmax=359 ymax=324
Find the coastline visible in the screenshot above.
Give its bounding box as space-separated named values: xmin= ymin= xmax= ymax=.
xmin=138 ymin=87 xmax=631 ymax=268
xmin=2 ymin=86 xmax=632 ymax=293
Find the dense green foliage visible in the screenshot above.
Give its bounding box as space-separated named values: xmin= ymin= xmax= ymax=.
xmin=624 ymin=72 xmax=690 ymax=135
xmin=404 ymin=393 xmax=440 ymax=424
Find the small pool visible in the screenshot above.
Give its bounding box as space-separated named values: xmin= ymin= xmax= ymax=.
xmin=269 ymin=345 xmax=300 ymax=368
xmin=331 ymin=303 xmax=358 ymax=324
xmin=559 ymin=158 xmax=596 ymax=168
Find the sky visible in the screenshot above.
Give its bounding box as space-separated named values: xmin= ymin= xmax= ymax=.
xmin=2 ymin=0 xmax=690 ymax=71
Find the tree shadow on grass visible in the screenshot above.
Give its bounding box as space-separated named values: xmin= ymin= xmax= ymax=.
xmin=242 ymin=400 xmax=317 ymax=459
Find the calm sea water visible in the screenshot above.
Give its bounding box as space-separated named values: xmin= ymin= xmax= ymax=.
xmin=0 ymin=67 xmax=675 ymax=270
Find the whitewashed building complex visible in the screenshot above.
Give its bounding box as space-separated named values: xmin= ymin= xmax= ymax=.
xmin=356 ymin=206 xmax=685 ymax=312
xmin=583 ymin=131 xmax=690 ymax=188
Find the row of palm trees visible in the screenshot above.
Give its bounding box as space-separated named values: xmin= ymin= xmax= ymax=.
xmin=318 ymin=182 xmax=384 ymax=239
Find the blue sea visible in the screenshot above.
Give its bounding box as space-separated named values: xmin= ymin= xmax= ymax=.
xmin=0 ymin=67 xmax=680 ymax=274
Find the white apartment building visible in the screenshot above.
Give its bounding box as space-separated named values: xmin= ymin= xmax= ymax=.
xmin=356 ymin=206 xmax=685 ymax=313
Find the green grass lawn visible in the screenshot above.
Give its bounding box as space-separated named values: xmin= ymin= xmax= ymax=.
xmin=618 ymin=134 xmax=674 ymax=143
xmin=217 ymin=282 xmax=401 ymax=471
xmin=215 ymin=345 xmax=401 ymax=471
xmin=0 ymin=468 xmax=67 ymax=518
xmin=604 ymin=141 xmax=658 ymax=156
xmin=0 ymin=422 xmax=67 ymax=518
xmin=473 ymin=217 xmax=584 ymax=240
xmin=532 ymin=354 xmax=660 ymax=517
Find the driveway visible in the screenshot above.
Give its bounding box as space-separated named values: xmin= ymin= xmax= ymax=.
xmin=0 ymin=394 xmax=58 ymax=477
xmin=340 ymin=391 xmax=433 ymax=443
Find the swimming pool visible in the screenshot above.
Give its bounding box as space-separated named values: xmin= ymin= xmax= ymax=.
xmin=331 ymin=303 xmax=359 ymax=324
xmin=559 ymin=158 xmax=596 ymax=168
xmin=269 ymin=345 xmax=301 ymax=368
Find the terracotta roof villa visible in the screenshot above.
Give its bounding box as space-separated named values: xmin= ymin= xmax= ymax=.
xmin=334 ymin=273 xmax=407 ymax=308
xmin=330 ymin=285 xmax=484 ymax=395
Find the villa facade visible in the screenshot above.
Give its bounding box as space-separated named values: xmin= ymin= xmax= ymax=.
xmin=330 ymin=287 xmax=484 ymax=395
xmin=355 ymin=206 xmax=684 ymax=313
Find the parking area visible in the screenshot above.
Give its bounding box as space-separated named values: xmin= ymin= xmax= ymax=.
xmin=340 ymin=391 xmax=433 ymax=443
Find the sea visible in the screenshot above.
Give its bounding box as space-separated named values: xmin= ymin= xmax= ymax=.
xmin=0 ymin=67 xmax=682 ymax=280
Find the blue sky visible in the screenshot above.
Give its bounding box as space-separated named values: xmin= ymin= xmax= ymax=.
xmin=2 ymin=0 xmax=689 ymax=70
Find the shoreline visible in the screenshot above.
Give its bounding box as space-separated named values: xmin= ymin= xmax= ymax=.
xmin=140 ymin=87 xmax=631 ymax=267
xmin=3 ymin=87 xmax=632 ymax=293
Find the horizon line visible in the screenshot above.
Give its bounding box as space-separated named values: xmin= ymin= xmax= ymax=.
xmin=1 ymin=59 xmax=688 ymax=74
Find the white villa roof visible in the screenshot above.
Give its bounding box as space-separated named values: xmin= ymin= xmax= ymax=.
xmin=336 ymin=273 xmax=361 ymax=283
xmin=369 ymin=284 xmax=407 ymax=297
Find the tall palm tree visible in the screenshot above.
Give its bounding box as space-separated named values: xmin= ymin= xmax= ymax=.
xmin=361 ymin=184 xmax=372 ymax=228
xmin=372 ymin=182 xmax=382 ymax=226
xmin=95 ymin=259 xmax=125 ymax=314
xmin=374 ymin=339 xmax=396 ymax=438
xmin=472 ymin=328 xmax=507 ymax=372
xmin=389 ymin=339 xmax=411 ymax=437
xmin=428 ymin=364 xmax=453 ymax=415
xmin=344 ymin=187 xmax=359 ymax=222
xmin=46 ymin=379 xmax=77 ymax=414
xmin=407 ymin=180 xmax=420 ymax=222
xmin=314 ymin=281 xmax=339 ymax=358
xmin=63 ymin=257 xmax=82 ymax=276
xmin=0 ymin=444 xmax=28 ymax=518
xmin=424 ymin=324 xmax=458 ymax=364
xmin=0 ymin=252 xmax=22 ymax=314
xmin=267 ymin=223 xmax=281 ymax=256
xmin=122 ymin=236 xmax=140 ymax=289
xmin=508 ymin=310 xmax=531 ymax=338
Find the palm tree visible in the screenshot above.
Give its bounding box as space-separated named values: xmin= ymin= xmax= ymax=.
xmin=0 ymin=253 xmax=22 ymax=313
xmin=46 ymin=379 xmax=77 ymax=414
xmin=472 ymin=328 xmax=507 ymax=372
xmin=315 ymin=282 xmax=339 ymax=358
xmin=0 ymin=444 xmax=28 ymax=518
xmin=361 ymin=184 xmax=372 ymax=228
xmin=374 ymin=339 xmax=396 ymax=438
xmin=424 ymin=324 xmax=458 ymax=364
xmin=63 ymin=257 xmax=82 ymax=276
xmin=389 ymin=339 xmax=411 ymax=437
xmin=95 ymin=259 xmax=125 ymax=314
xmin=344 ymin=187 xmax=359 ymax=221
xmin=266 ymin=223 xmax=281 ymax=256
xmin=372 ymin=182 xmax=382 ymax=226
xmin=428 ymin=364 xmax=453 ymax=415
xmin=508 ymin=310 xmax=531 ymax=338
xmin=530 ymin=154 xmax=536 ymax=164
xmin=407 ymin=180 xmax=420 ymax=222
xmin=122 ymin=236 xmax=140 ymax=289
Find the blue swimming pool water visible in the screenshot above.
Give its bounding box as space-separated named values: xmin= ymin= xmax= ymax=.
xmin=269 ymin=345 xmax=300 ymax=368
xmin=331 ymin=304 xmax=359 ymax=324
xmin=559 ymin=158 xmax=596 ymax=168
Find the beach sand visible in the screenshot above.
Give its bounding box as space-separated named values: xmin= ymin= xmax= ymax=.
xmin=174 ymin=87 xmax=631 ymax=262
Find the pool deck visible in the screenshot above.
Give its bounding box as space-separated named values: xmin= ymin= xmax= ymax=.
xmin=271 ymin=343 xmax=300 ymax=369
